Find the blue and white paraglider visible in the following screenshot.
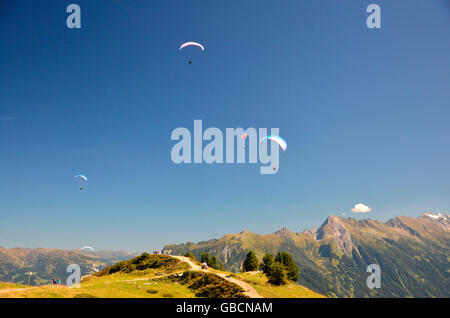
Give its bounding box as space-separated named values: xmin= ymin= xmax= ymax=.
xmin=74 ymin=175 xmax=88 ymax=190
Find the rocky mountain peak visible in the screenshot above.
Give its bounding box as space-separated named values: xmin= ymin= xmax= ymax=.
xmin=418 ymin=212 xmax=450 ymax=231
xmin=316 ymin=215 xmax=343 ymax=237
xmin=302 ymin=228 xmax=317 ymax=236
xmin=420 ymin=212 xmax=447 ymax=220
xmin=316 ymin=214 xmax=355 ymax=256
xmin=273 ymin=227 xmax=293 ymax=238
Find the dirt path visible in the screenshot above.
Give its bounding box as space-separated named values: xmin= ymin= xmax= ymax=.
xmin=172 ymin=255 xmax=263 ymax=298
xmin=172 ymin=255 xmax=202 ymax=270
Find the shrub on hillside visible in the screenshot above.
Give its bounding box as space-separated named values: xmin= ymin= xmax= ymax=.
xmin=275 ymin=252 xmax=299 ymax=282
xmin=259 ymin=253 xmax=275 ymax=274
xmin=199 ymin=253 xmax=224 ymax=270
xmin=200 ymin=253 xmax=211 ymax=264
xmin=267 ymin=262 xmax=288 ymax=286
xmin=243 ymin=250 xmax=259 ymax=272
xmin=184 ymin=253 xmax=196 ymax=261
xmin=177 ymin=271 xmax=247 ymax=298
xmin=210 ymin=256 xmax=218 ymax=268
xmin=217 ymin=262 xmax=225 ymax=271
xmin=96 ymin=254 xmax=187 ymax=276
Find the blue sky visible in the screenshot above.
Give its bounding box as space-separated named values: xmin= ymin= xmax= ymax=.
xmin=0 ymin=0 xmax=449 ymax=252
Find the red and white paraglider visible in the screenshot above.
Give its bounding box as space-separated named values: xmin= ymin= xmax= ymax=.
xmin=241 ymin=134 xmax=249 ymax=149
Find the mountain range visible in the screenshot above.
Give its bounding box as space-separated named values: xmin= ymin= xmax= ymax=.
xmin=0 ymin=247 xmax=136 ymax=286
xmin=1 ymin=213 xmax=448 ymax=297
xmin=163 ymin=213 xmax=450 ymax=297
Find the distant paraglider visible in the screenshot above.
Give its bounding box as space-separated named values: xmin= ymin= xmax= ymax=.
xmin=179 ymin=42 xmax=205 ymax=51
xmin=74 ymin=175 xmax=87 ymax=190
xmin=81 ymin=246 xmax=94 ymax=252
xmin=241 ymin=133 xmax=248 ymax=149
xmin=179 ymin=42 xmax=205 ymax=64
xmin=259 ymin=135 xmax=287 ymax=151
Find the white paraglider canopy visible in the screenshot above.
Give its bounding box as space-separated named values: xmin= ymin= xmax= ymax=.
xmin=259 ymin=135 xmax=287 ymax=151
xmin=179 ymin=42 xmax=205 ymax=51
xmin=74 ymin=175 xmax=87 ymax=182
xmin=74 ymin=174 xmax=88 ymax=190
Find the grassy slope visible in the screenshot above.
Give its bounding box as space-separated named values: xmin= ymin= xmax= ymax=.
xmin=235 ymin=272 xmax=326 ymax=298
xmin=0 ymin=254 xmax=325 ymax=298
xmin=0 ymin=282 xmax=31 ymax=290
xmin=0 ymin=277 xmax=196 ymax=298
xmin=0 ymin=267 xmax=196 ymax=298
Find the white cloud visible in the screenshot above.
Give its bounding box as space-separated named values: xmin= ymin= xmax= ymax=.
xmin=351 ymin=203 xmax=372 ymax=213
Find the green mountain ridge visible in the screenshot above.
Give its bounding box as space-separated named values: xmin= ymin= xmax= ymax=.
xmin=0 ymin=247 xmax=137 ymax=286
xmin=163 ymin=213 xmax=450 ymax=297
